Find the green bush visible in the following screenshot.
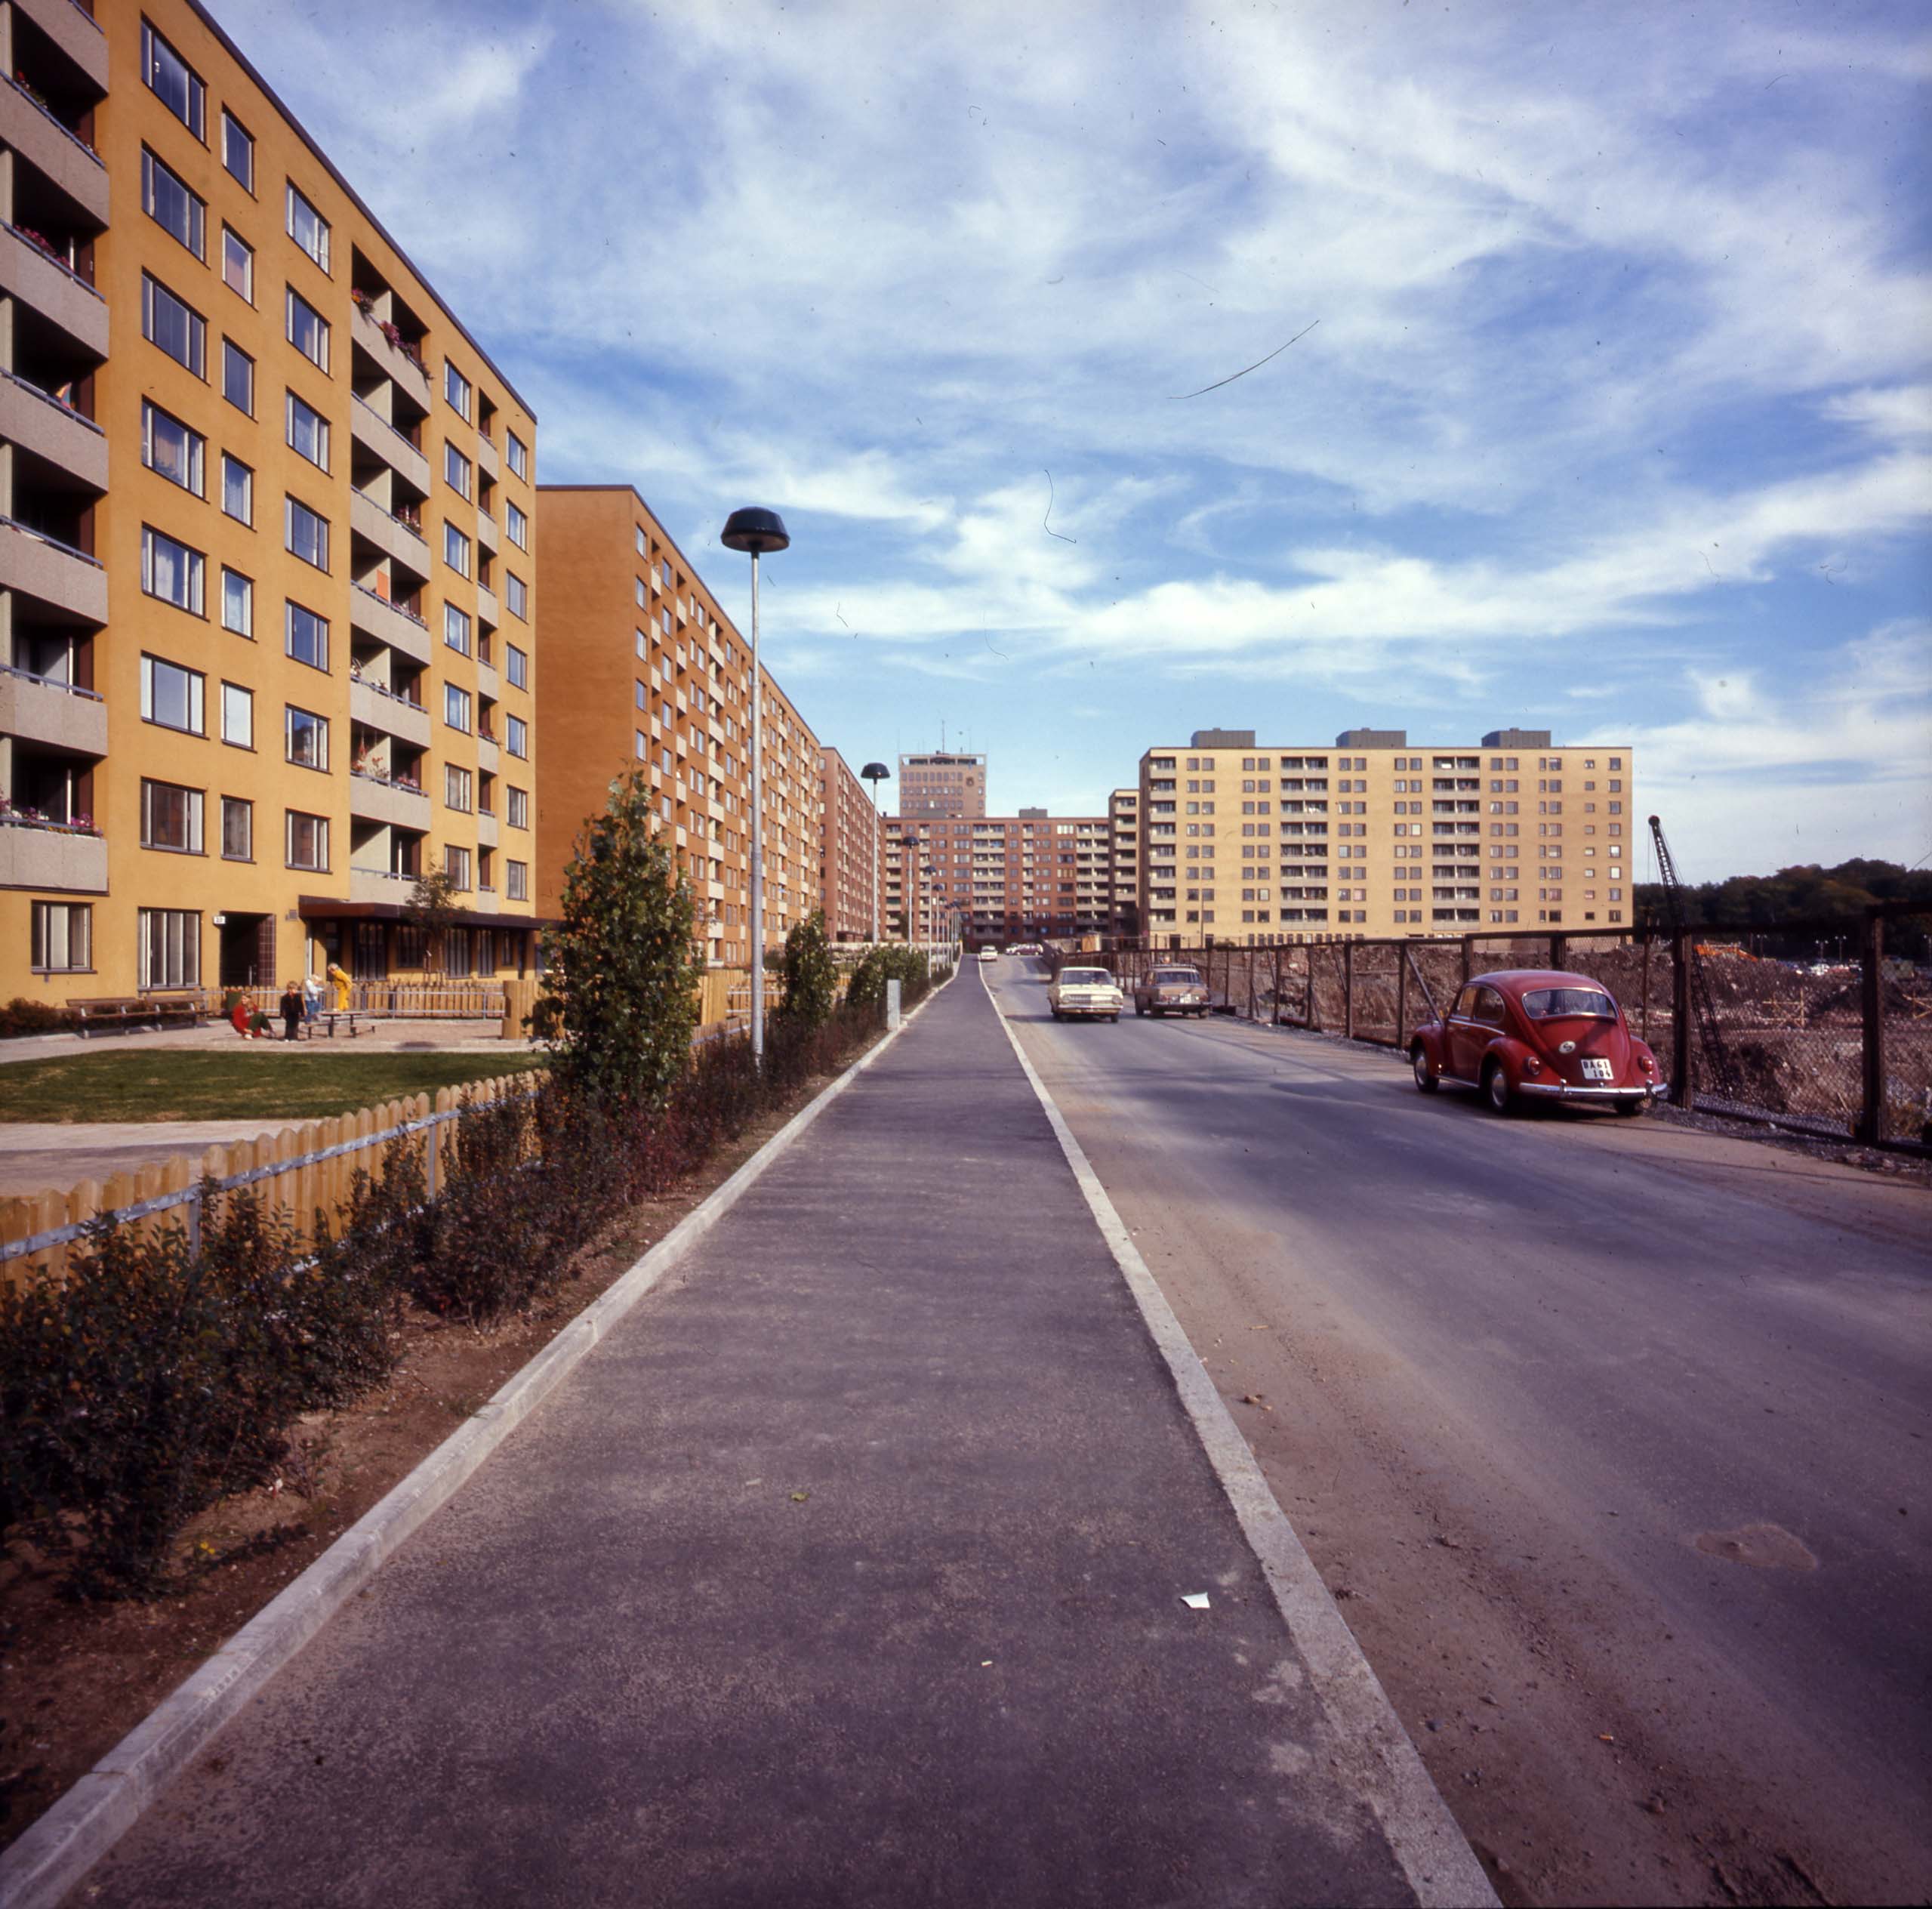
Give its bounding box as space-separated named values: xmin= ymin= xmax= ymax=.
xmin=0 ymin=997 xmax=75 ymax=1040
xmin=846 ymin=945 xmax=932 ymax=1015
xmin=778 ymin=911 xmax=838 ymax=1030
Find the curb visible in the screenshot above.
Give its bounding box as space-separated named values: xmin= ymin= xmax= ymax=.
xmin=0 ymin=976 xmax=951 ymax=1909
xmin=981 ymin=967 xmax=1499 ymax=1909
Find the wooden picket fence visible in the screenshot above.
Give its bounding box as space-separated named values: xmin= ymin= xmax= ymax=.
xmin=0 ymin=1071 xmax=542 ymax=1293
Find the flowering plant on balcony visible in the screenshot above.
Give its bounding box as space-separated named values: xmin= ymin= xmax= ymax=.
xmin=351 ymin=287 xmax=374 ymax=313
xmin=0 ymin=797 xmax=100 ymax=835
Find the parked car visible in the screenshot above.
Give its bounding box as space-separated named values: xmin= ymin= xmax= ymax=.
xmin=1049 ymin=966 xmax=1123 ymax=1022
xmin=1132 ymin=965 xmax=1210 ymax=1018
xmin=1409 ymin=970 xmax=1664 ymax=1115
xmin=977 ymin=947 xmax=1000 ymax=964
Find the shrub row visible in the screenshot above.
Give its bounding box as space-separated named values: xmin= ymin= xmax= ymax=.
xmin=0 ymin=997 xmax=77 ymax=1041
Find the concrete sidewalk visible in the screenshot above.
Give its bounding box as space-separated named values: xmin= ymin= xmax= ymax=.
xmin=80 ymin=973 xmax=1478 ymax=1907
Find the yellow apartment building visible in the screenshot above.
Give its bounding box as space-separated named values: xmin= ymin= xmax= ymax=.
xmin=1108 ymin=785 xmax=1139 ymax=939
xmin=1138 ymin=728 xmax=1636 ymax=946
xmin=533 ymin=486 xmax=822 ymax=968
xmin=819 ymin=745 xmax=881 ymax=944
xmin=1 ymin=0 xmax=539 ymax=1002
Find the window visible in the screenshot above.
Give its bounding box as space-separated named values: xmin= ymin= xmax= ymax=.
xmin=285 ymin=390 xmax=329 ymax=470
xmin=505 ymin=500 xmax=528 ymax=549
xmin=445 ymin=362 xmax=472 ymax=420
xmin=141 ymin=150 xmax=204 ymax=258
xmin=139 ymin=908 xmax=201 ymax=988
xmin=445 ymin=684 xmax=472 ymax=732
xmin=444 ymin=604 xmax=471 ymax=655
xmin=220 ymin=681 xmax=253 ymax=748
xmin=444 ymin=523 xmax=470 ymax=577
xmin=285 ymin=600 xmax=329 ymax=672
xmin=221 ymin=453 xmax=253 ymax=525
xmin=506 ymin=572 xmax=528 ymax=619
xmin=221 ymin=567 xmax=253 ymax=636
xmin=222 ymin=110 xmax=254 ymax=190
xmin=140 ymin=778 xmax=203 ymax=853
xmin=141 ymin=401 xmax=203 ymax=494
xmin=285 ymin=184 xmax=331 ymax=271
xmin=286 ymin=289 xmax=329 ymax=371
xmin=285 ymin=705 xmax=329 ymax=771
xmin=506 ymin=860 xmax=528 ymax=902
xmin=445 ymin=765 xmax=473 ymax=812
xmin=221 ymin=796 xmax=253 ymax=860
xmin=285 ymin=496 xmax=329 ymax=571
xmin=141 ymin=23 xmax=205 ymax=136
xmin=221 ymin=227 xmax=253 ymax=301
xmin=142 ymin=275 xmax=205 ymax=375
xmin=445 ymin=444 xmax=471 ymax=498
xmin=507 ymin=430 xmax=528 ymax=479
xmin=507 ymin=787 xmax=528 ymax=829
xmin=141 ymin=529 xmax=205 ymax=615
xmin=506 ymin=643 xmax=528 ymax=689
xmin=223 ymin=339 xmax=254 ymax=414
xmin=505 ymin=714 xmax=528 ymax=758
xmin=445 ymin=846 xmax=472 ymax=890
xmin=285 ymin=810 xmax=329 ymax=871
xmin=31 ymin=901 xmax=91 ymax=973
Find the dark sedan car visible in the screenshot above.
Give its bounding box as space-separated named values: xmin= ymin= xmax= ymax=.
xmin=1132 ymin=964 xmax=1209 ymax=1018
xmin=1410 ymin=969 xmax=1665 ymax=1115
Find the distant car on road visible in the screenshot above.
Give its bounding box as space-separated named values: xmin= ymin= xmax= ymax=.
xmin=1049 ymin=965 xmax=1123 ymax=1022
xmin=1132 ymin=964 xmax=1210 ymax=1018
xmin=1410 ymin=970 xmax=1663 ymax=1115
xmin=977 ymin=948 xmax=999 ymax=964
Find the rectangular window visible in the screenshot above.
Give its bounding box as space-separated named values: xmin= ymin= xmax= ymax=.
xmin=31 ymin=900 xmax=91 ymax=973
xmin=285 ymin=184 xmax=331 ymax=271
xmin=285 ymin=600 xmax=329 ymax=672
xmin=220 ymin=681 xmax=253 ymax=748
xmin=445 ymin=765 xmax=473 ymax=812
xmin=507 ymin=787 xmax=528 ymax=829
xmin=141 ymin=22 xmax=205 ymax=136
xmin=221 ymin=795 xmax=253 ymax=860
xmin=221 ymin=226 xmax=253 ymax=301
xmin=140 ymin=528 xmax=205 ymax=615
xmin=506 ymin=643 xmax=528 ymax=689
xmin=285 ymin=496 xmax=329 ymax=571
xmin=222 ymin=110 xmax=254 ymax=190
xmin=445 ymin=362 xmax=472 ymax=420
xmin=285 ymin=390 xmax=329 ymax=470
xmin=221 ymin=567 xmax=254 ymax=636
xmin=506 ymin=860 xmax=528 ymax=902
xmin=507 ymin=430 xmax=528 ymax=480
xmin=505 ymin=714 xmax=528 ymax=759
xmin=286 ymin=288 xmax=329 ymax=371
xmin=140 ymin=778 xmax=203 ymax=853
xmin=445 ymin=444 xmax=471 ymax=498
xmin=444 ymin=523 xmax=470 ymax=577
xmin=506 ymin=572 xmax=528 ymax=619
xmin=223 ymin=338 xmax=254 ymax=414
xmin=505 ymin=500 xmax=528 ymax=549
xmin=139 ymin=908 xmax=202 ymax=989
xmin=141 ymin=400 xmax=203 ymax=494
xmin=444 ymin=684 xmax=472 ymax=732
xmin=285 ymin=810 xmax=329 ymax=871
xmin=285 ymin=705 xmax=329 ymax=771
xmin=220 ymin=452 xmax=253 ymax=525
xmin=445 ymin=845 xmax=472 ymax=890
xmin=141 ymin=149 xmax=205 ymax=258
xmin=142 ymin=274 xmax=205 ymax=375
xmin=444 ymin=603 xmax=471 ymax=655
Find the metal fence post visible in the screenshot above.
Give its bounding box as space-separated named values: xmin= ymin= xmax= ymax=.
xmin=1395 ymin=948 xmax=1407 ymax=1048
xmin=1671 ymin=932 xmax=1694 ymax=1107
xmin=1343 ymin=941 xmax=1356 ymax=1040
xmin=1858 ymin=912 xmax=1886 ymax=1145
xmin=1461 ymin=936 xmax=1473 ymax=988
xmin=1640 ymin=933 xmax=1653 ymax=1044
xmin=1550 ymin=933 xmax=1568 ymax=970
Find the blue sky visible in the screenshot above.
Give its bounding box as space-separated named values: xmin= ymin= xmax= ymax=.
xmin=240 ymin=0 xmax=1930 ymax=880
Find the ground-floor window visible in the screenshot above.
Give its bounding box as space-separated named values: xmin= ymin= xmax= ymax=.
xmin=31 ymin=901 xmax=92 ymax=972
xmin=140 ymin=907 xmax=202 ymax=988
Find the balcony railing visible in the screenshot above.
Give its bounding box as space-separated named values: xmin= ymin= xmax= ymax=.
xmin=3 ymin=72 xmax=103 ymax=165
xmin=0 ymin=658 xmax=101 ymax=698
xmin=4 ymin=221 xmax=100 ymax=298
xmin=2 ymin=367 xmax=102 ymax=432
xmin=351 ymin=392 xmax=424 ymax=456
xmin=0 ymin=513 xmax=102 ymax=566
xmin=352 ymin=580 xmax=428 ymax=628
xmin=0 ymin=804 xmax=100 ymax=834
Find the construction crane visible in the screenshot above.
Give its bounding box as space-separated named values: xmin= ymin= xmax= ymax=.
xmin=1648 ymin=814 xmax=1744 ymax=1103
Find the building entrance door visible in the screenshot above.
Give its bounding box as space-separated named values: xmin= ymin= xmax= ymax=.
xmin=219 ymin=914 xmax=275 ymax=989
xmin=352 ymin=922 xmax=388 ymax=979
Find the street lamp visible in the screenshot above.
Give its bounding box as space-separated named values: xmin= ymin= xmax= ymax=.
xmin=861 ymin=761 xmax=889 ymax=946
xmin=719 ymin=506 xmax=790 ymax=1065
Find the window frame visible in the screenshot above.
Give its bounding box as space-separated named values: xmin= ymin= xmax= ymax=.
xmin=443 ymin=603 xmax=471 ymax=656
xmin=140 ymin=527 xmax=205 ymax=617
xmin=284 ymin=809 xmax=331 ymax=872
xmin=285 ymin=287 xmax=331 ymax=372
xmin=140 ymin=147 xmax=205 ymax=258
xmin=141 ymin=273 xmax=206 ymax=377
xmin=285 ymin=183 xmax=331 ymax=272
xmin=220 ymin=566 xmax=254 ymax=637
xmin=284 ymin=599 xmax=330 ymax=673
xmin=444 ymin=361 xmax=472 ymax=421
xmin=140 ymin=22 xmax=205 ymax=136
xmin=285 ymin=389 xmax=331 ymax=472
xmin=222 ymin=338 xmax=255 ymax=415
xmin=140 ymin=399 xmax=204 ymax=495
xmin=30 ymin=900 xmax=92 ymax=974
xmin=138 ymin=908 xmax=202 ymax=990
xmin=220 ymin=794 xmax=254 ymax=862
xmin=284 ymin=495 xmax=331 ymax=573
xmin=220 ymin=452 xmax=254 ymax=526
xmin=507 ymin=431 xmax=528 ymax=480
xmin=220 ymin=224 xmax=254 ymax=302
xmin=443 ymin=684 xmax=472 ymax=733
xmin=284 ymin=704 xmax=331 ymax=773
xmin=140 ymin=776 xmax=205 ymax=854
xmin=504 ymin=499 xmax=528 ymax=549
xmin=221 ymin=109 xmax=254 ymax=190
xmin=445 ymin=443 xmax=472 ymax=499
xmin=505 ymin=643 xmax=528 ymax=689
xmin=220 ymin=680 xmax=254 ymax=749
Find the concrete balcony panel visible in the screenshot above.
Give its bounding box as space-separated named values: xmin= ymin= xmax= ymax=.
xmin=349 ymin=584 xmax=432 ymax=666
xmin=0 ymin=665 xmax=106 ymax=754
xmin=13 ymin=0 xmax=109 ymax=92
xmin=475 ymin=433 xmax=500 ymax=482
xmin=0 ymin=371 xmax=107 ymax=492
xmin=350 ymin=304 xmax=431 ymax=403
xmin=0 ymin=82 xmax=109 ymax=226
xmin=476 ymin=734 xmax=500 ymax=773
xmin=473 ymin=659 xmax=501 ymax=702
xmin=0 ymin=515 xmax=106 ymax=623
xmin=0 ymin=819 xmax=106 ymax=892
xmin=349 ymin=489 xmax=432 ymax=584
xmin=350 ymin=864 xmax=418 ymax=906
xmin=350 ymin=396 xmax=431 ymax=495
xmin=473 ymin=507 xmax=499 ymax=556
xmin=0 ymin=224 xmax=107 ymax=358
xmin=349 ymin=773 xmax=431 ymax=831
xmin=475 ymin=810 xmax=499 ymax=849
xmin=350 ymin=676 xmax=431 ymax=746
xmin=473 ymin=581 xmax=499 ymax=628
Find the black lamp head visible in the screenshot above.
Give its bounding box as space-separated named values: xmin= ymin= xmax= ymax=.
xmin=720 ymin=507 xmax=791 ymax=555
xmin=861 ymin=761 xmax=890 ymax=782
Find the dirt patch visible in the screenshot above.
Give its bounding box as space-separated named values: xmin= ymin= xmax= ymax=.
xmin=0 ymin=1063 xmax=855 ymax=1852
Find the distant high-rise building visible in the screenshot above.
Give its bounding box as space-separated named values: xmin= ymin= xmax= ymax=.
xmin=896 ymin=750 xmax=984 ymax=819
xmin=884 ymin=809 xmax=1110 ymax=945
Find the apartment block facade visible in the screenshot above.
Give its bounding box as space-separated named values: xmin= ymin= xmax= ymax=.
xmin=1138 ymin=728 xmax=1635 ymax=946
xmin=533 ymin=485 xmax=821 ymax=967
xmin=885 ymin=807 xmax=1111 ymax=945
xmin=895 ymin=749 xmax=984 ymax=819
xmin=818 ymin=745 xmax=881 ymax=943
xmin=1108 ymin=786 xmax=1139 ymax=939
xmin=2 ymin=0 xmax=540 ymax=1001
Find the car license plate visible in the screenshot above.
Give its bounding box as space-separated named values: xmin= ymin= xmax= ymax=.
xmin=1582 ymin=1057 xmax=1614 ymax=1081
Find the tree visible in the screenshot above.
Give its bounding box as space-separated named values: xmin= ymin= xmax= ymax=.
xmin=777 ymin=910 xmax=837 ymax=1029
xmin=403 ymin=860 xmax=468 ymax=973
xmin=538 ymin=772 xmax=704 ymax=1108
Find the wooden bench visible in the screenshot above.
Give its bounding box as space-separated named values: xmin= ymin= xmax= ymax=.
xmin=300 ymin=1009 xmax=365 ymax=1040
xmin=72 ymin=995 xmax=207 ymax=1038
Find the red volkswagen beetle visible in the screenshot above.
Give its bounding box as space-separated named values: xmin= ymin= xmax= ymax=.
xmin=1410 ymin=970 xmax=1665 ymax=1115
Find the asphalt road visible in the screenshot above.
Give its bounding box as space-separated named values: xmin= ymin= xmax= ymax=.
xmin=987 ymin=958 xmax=1932 ymax=1907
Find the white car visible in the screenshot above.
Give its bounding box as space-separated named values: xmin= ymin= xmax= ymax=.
xmin=1049 ymin=966 xmax=1124 ymax=1022
xmin=978 ymin=947 xmax=999 ymax=964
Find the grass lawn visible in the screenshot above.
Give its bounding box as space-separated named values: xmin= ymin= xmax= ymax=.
xmin=0 ymin=1049 xmax=545 ymax=1124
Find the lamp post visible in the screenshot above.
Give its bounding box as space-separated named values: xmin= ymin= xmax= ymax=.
xmin=861 ymin=761 xmax=889 ymax=946
xmin=719 ymin=507 xmax=790 ymax=1065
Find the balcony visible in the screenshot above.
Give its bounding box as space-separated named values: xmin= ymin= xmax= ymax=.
xmin=14 ymin=0 xmax=108 ymax=91
xmin=348 ymin=584 xmax=432 ymax=665
xmin=0 ymin=515 xmax=105 ymax=622
xmin=0 ymin=815 xmax=106 ymax=891
xmin=473 ymin=505 xmax=499 ymax=555
xmin=476 ymin=809 xmax=499 ymax=849
xmin=474 ymin=581 xmax=499 ymax=628
xmin=350 ymin=396 xmax=431 ymax=494
xmin=350 ymin=303 xmax=430 ymax=401
xmin=350 ymin=489 xmax=431 ymax=582
xmin=474 ymin=433 xmax=500 ymax=482
xmin=0 ymin=369 xmax=106 ymax=492
xmin=0 ymin=79 xmax=109 ymax=226
xmin=0 ymin=223 xmax=106 ymax=358
xmin=472 ymin=659 xmax=501 ymax=703
xmin=350 ymin=864 xmax=418 ymax=905
xmin=476 ymin=733 xmax=500 ymax=772
xmin=349 ymin=771 xmax=431 ymax=831
xmin=349 ymin=674 xmax=431 ymax=746
xmin=0 ymin=662 xmax=105 ymax=754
